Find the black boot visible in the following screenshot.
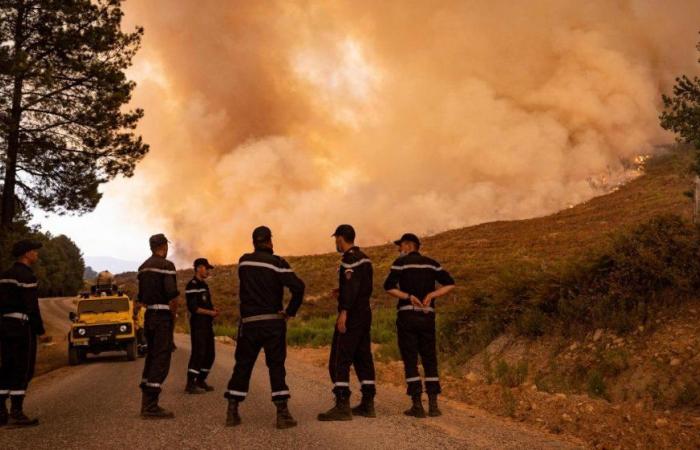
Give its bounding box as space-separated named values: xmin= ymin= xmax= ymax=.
xmin=0 ymin=396 xmax=8 ymax=427
xmin=196 ymin=379 xmax=214 ymax=392
xmin=185 ymin=375 xmax=205 ymax=394
xmin=9 ymin=396 xmax=39 ymax=427
xmin=351 ymin=393 xmax=376 ymax=418
xmin=317 ymin=394 xmax=352 ymax=421
xmin=274 ymin=400 xmax=297 ymax=429
xmin=226 ymin=399 xmax=241 ymax=427
xmin=140 ymin=391 xmax=175 ymax=419
xmin=428 ymin=393 xmax=442 ymax=417
xmin=404 ymin=394 xmax=426 ymax=418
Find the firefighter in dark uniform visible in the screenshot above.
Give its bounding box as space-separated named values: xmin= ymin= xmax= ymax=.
xmin=225 ymin=226 xmax=305 ymax=429
xmin=0 ymin=240 xmax=44 ymax=427
xmin=318 ymin=224 xmax=377 ymax=421
xmin=383 ymin=233 xmax=455 ymax=417
xmin=137 ymin=233 xmax=179 ymax=419
xmin=185 ymin=257 xmax=218 ymax=394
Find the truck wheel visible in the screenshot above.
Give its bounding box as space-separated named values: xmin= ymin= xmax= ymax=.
xmin=126 ymin=340 xmax=137 ymax=361
xmin=68 ymin=345 xmax=81 ymax=366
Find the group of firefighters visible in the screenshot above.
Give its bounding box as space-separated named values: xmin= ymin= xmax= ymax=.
xmin=0 ymin=223 xmax=455 ymax=429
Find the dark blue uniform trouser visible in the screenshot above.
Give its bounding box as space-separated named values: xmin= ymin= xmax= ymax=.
xmin=397 ymin=311 xmax=441 ymax=396
xmin=188 ymin=319 xmax=215 ymax=381
xmin=141 ymin=311 xmax=173 ymax=394
xmin=225 ymin=322 xmax=290 ymax=402
xmin=0 ymin=319 xmax=36 ymax=399
xmin=328 ymin=315 xmax=376 ymax=398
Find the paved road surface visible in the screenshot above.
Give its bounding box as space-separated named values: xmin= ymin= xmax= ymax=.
xmin=0 ymin=298 xmax=582 ymax=449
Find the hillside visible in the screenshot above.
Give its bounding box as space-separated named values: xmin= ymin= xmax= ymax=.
xmin=118 ymin=146 xmax=693 ymax=324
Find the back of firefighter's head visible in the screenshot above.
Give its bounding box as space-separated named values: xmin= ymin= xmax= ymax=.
xmin=252 ymin=226 xmax=273 ymax=251
xmin=149 ymin=233 xmax=169 ymax=257
xmin=393 ymin=233 xmax=421 ymax=256
xmin=332 ymin=224 xmax=355 ymax=253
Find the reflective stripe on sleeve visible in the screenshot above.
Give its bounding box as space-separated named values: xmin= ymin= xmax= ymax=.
xmin=9 ymin=390 xmax=26 ymax=395
xmin=0 ymin=279 xmax=38 ymax=288
xmin=144 ymin=382 xmax=161 ymax=388
xmin=188 ymin=369 xmax=199 ymax=374
xmin=271 ymin=390 xmax=290 ymax=397
xmin=406 ymin=377 xmax=421 ymax=383
xmin=424 ymin=377 xmax=440 ymax=382
xmin=333 ymin=382 xmax=350 ymax=387
xmin=185 ymin=289 xmax=207 ymax=294
xmin=228 ymin=390 xmax=247 ymax=397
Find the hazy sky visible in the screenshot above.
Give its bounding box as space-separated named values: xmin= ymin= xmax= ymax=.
xmin=36 ymin=0 xmax=700 ymax=267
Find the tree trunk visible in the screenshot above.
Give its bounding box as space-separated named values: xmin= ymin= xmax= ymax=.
xmin=1 ymin=2 xmax=25 ymax=229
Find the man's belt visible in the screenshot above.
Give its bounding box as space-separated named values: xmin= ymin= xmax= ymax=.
xmin=240 ymin=313 xmax=285 ymax=324
xmin=398 ymin=305 xmax=435 ymax=313
xmin=2 ymin=312 xmax=29 ymax=321
xmin=147 ymin=304 xmax=171 ymax=311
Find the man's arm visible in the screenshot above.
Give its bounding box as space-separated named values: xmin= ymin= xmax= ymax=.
xmin=22 ymin=274 xmax=45 ymax=336
xmin=279 ymin=259 xmax=305 ymax=318
xmin=422 ymin=266 xmax=456 ymax=306
xmin=384 ymin=261 xmax=422 ymax=308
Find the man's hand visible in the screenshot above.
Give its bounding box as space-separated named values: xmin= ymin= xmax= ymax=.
xmin=336 ymin=310 xmax=348 ymax=334
xmin=279 ymin=310 xmax=290 ymax=321
xmin=422 ymin=293 xmax=435 ymax=312
xmin=409 ymin=295 xmax=423 ymax=309
xmin=210 ymin=308 xmax=220 ymax=318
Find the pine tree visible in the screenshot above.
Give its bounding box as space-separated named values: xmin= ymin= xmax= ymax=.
xmin=0 ymin=0 xmax=148 ymax=229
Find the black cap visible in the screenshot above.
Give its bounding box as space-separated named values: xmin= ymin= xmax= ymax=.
xmin=332 ymin=224 xmax=356 ymax=242
xmin=252 ymin=226 xmax=272 ymax=243
xmin=394 ymin=233 xmax=421 ymax=248
xmin=12 ymin=239 xmax=43 ymax=258
xmin=193 ymin=258 xmax=214 ymax=270
xmin=149 ymin=233 xmax=170 ymax=250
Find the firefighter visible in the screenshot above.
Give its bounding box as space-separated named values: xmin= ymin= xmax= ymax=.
xmin=0 ymin=240 xmax=44 ymax=427
xmin=185 ymin=257 xmax=218 ymax=394
xmin=137 ymin=233 xmax=179 ymax=419
xmin=383 ymin=233 xmax=455 ymax=418
xmin=225 ymin=226 xmax=305 ymax=429
xmin=318 ymin=224 xmax=376 ymax=421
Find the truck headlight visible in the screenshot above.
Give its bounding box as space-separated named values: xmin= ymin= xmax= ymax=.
xmin=78 ymin=328 xmax=86 ymax=336
xmin=119 ymin=325 xmax=128 ymax=333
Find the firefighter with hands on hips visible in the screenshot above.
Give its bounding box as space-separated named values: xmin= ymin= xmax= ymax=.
xmin=137 ymin=233 xmax=180 ymax=419
xmin=225 ymin=226 xmax=305 ymax=429
xmin=0 ymin=240 xmax=45 ymax=427
xmin=318 ymin=224 xmax=377 ymax=421
xmin=185 ymin=258 xmax=218 ymax=394
xmin=383 ymin=233 xmax=455 ymax=418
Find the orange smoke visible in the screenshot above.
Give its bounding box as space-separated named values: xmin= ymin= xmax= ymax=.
xmin=120 ymin=0 xmax=700 ymax=264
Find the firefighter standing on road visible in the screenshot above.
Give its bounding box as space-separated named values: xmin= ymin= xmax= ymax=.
xmin=0 ymin=240 xmax=44 ymax=427
xmin=225 ymin=226 xmax=305 ymax=429
xmin=383 ymin=233 xmax=455 ymax=418
xmin=138 ymin=233 xmax=179 ymax=419
xmin=185 ymin=258 xmax=218 ymax=394
xmin=318 ymin=224 xmax=377 ymax=421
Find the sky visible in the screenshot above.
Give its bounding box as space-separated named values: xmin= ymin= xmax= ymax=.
xmin=35 ymin=0 xmax=700 ymax=269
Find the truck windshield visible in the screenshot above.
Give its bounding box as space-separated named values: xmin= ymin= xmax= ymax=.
xmin=78 ymin=299 xmax=129 ymax=314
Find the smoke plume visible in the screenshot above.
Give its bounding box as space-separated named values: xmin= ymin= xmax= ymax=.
xmin=120 ymin=0 xmax=700 ymax=263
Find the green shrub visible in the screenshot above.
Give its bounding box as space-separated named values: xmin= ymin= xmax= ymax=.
xmin=494 ymin=359 xmax=528 ymax=387
xmin=587 ymin=370 xmax=608 ymax=400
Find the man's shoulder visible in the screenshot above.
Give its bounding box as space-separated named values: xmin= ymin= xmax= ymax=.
xmin=341 ymin=248 xmax=371 ymax=267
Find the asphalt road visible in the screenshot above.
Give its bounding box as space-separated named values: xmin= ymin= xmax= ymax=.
xmin=0 ymin=298 xmax=581 ymax=450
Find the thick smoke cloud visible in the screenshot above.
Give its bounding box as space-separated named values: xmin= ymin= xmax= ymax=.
xmin=121 ymin=0 xmax=700 ymax=263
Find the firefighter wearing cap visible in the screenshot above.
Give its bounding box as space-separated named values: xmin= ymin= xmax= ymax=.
xmin=0 ymin=239 xmax=44 ymax=427
xmin=137 ymin=233 xmax=179 ymax=419
xmin=318 ymin=224 xmax=376 ymax=421
xmin=184 ymin=258 xmax=218 ymax=394
xmin=383 ymin=233 xmax=455 ymax=418
xmin=225 ymin=226 xmax=305 ymax=429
